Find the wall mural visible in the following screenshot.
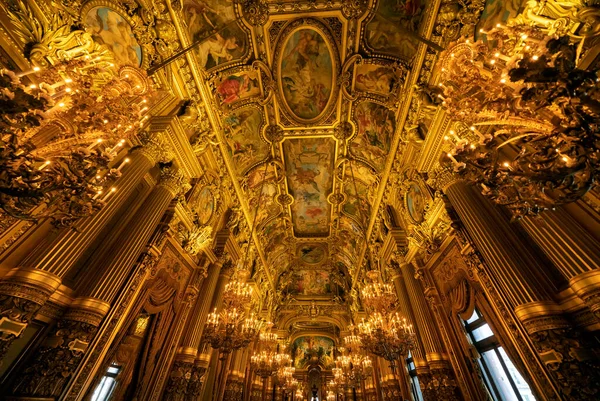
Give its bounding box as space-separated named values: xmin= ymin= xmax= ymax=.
xmin=215 ymin=70 xmax=261 ymax=105
xmin=292 ymin=336 xmax=335 ymax=369
xmin=282 ymin=269 xmax=332 ymax=296
xmin=351 ymin=102 xmax=396 ymax=172
xmin=85 ymin=7 xmax=142 ymax=67
xmin=365 ymin=0 xmax=428 ymax=61
xmin=222 ymin=108 xmax=269 ymax=175
xmin=279 ymin=28 xmax=334 ymax=121
xmin=354 ymin=63 xmax=398 ymax=96
xmin=284 ymin=138 xmax=335 ymax=237
xmin=183 ymin=0 xmax=247 ymax=70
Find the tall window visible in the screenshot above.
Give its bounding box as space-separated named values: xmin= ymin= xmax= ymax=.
xmin=90 ymin=363 xmax=121 ymax=401
xmin=406 ymin=352 xmax=424 ymax=401
xmin=463 ymin=309 xmax=536 ymax=401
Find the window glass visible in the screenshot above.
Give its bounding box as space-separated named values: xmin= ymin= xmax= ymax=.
xmin=472 ymin=323 xmax=494 ymax=342
xmin=90 ymin=364 xmax=120 ymax=401
xmin=466 ymin=309 xmax=480 ymax=324
xmin=499 ymin=348 xmax=537 ymax=401
xmin=463 ymin=309 xmax=536 ymax=401
xmin=481 ymin=350 xmax=520 ymax=401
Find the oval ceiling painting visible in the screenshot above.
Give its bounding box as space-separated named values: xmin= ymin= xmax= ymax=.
xmin=279 ymin=27 xmax=334 ymax=122
xmin=85 ymin=7 xmax=142 ymax=67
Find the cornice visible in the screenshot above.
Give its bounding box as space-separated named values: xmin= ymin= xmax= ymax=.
xmin=152 ymin=116 xmax=204 ymax=178
xmin=166 ymin=1 xmax=275 ymax=292
xmin=352 ymin=0 xmax=444 ymax=287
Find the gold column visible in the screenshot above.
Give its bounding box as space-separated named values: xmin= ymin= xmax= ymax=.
xmin=389 ymin=260 xmax=428 ymax=382
xmin=199 ymin=265 xmax=235 ymax=401
xmin=8 ymin=166 xmax=187 ymax=399
xmin=0 ymin=144 xmax=163 ymax=359
xmin=443 ymin=179 xmax=600 ymax=400
xmin=163 ymin=255 xmax=228 ymax=401
xmin=401 ymin=260 xmax=461 ymax=401
xmin=520 ymin=209 xmax=600 ymax=319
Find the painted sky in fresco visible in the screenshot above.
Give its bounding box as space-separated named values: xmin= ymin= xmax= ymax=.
xmin=284 ymin=138 xmax=335 ymax=237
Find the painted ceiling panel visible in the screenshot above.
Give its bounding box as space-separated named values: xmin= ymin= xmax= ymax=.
xmin=183 ymin=0 xmax=248 ymax=70
xmin=364 ymin=0 xmax=428 ymax=62
xmin=351 ymin=101 xmax=396 ymax=172
xmin=222 ymin=107 xmax=269 ymax=175
xmin=284 ymin=138 xmax=335 ymax=237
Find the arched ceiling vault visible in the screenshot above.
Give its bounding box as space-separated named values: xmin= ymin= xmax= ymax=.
xmin=170 ymin=0 xmax=477 ymax=334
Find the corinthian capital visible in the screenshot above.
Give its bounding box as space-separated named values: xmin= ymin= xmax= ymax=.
xmin=427 ymin=164 xmax=461 ymax=193
xmin=138 ymin=131 xmax=175 ymax=165
xmin=159 ymin=167 xmax=191 ymax=197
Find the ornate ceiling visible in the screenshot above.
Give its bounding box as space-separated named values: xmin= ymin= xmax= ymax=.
xmin=0 ymin=0 xmax=483 ymax=340
xmin=175 ymin=0 xmax=432 ymax=303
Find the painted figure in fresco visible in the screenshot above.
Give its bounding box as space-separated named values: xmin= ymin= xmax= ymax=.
xmin=352 ymin=103 xmax=396 ymax=171
xmin=356 ymin=66 xmax=396 ymax=94
xmin=281 ymin=29 xmax=333 ymax=120
xmin=366 ymin=0 xmax=425 ymax=60
xmin=183 ymin=0 xmax=243 ymax=69
xmin=197 ymin=33 xmax=239 ymax=68
xmin=85 ymin=8 xmax=141 ymax=66
xmin=217 ymin=73 xmax=259 ymax=104
xmin=223 ymin=110 xmax=267 ymax=173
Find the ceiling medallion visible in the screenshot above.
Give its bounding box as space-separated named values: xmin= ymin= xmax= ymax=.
xmin=333 ymin=121 xmax=354 ymax=140
xmin=277 ymin=193 xmax=294 ymax=206
xmin=264 ymin=124 xmax=285 ymax=143
xmin=274 ymin=19 xmax=341 ymax=125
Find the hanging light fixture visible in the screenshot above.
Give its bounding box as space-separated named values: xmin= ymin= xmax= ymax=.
xmin=204 ymin=160 xmax=272 ymax=357
xmin=356 ymin=271 xmax=416 ymax=373
xmin=435 ymin=24 xmax=600 ymax=219
xmin=204 ymin=306 xmax=262 ymax=357
xmin=0 ymin=62 xmax=154 ymax=227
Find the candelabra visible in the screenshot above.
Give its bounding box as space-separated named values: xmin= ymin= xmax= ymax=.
xmin=204 ymin=307 xmax=261 ymax=357
xmin=357 ymin=271 xmax=415 ymax=373
xmin=436 ymin=23 xmax=600 ymax=219
xmin=204 ymin=271 xmax=262 ymax=358
xmin=0 ymin=60 xmax=154 ymax=226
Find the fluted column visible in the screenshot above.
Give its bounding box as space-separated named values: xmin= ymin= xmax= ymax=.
xmin=520 ymin=208 xmax=600 ymax=320
xmin=0 ymin=143 xmax=165 ymax=358
xmin=402 ymin=261 xmax=461 ymax=401
xmin=9 ymin=166 xmax=187 ymax=398
xmin=199 ymin=265 xmax=235 ymax=401
xmin=389 ymin=261 xmax=428 ymax=388
xmin=163 ymin=256 xmax=227 ymax=401
xmin=443 ymin=178 xmax=600 ymax=400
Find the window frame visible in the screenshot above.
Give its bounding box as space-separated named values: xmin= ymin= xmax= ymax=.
xmin=463 ymin=310 xmax=532 ymax=401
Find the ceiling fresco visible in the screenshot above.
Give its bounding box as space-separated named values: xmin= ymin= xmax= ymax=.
xmin=176 ymin=0 xmax=439 ymax=336
xmin=222 ymin=107 xmax=269 ymax=175
xmin=283 ymin=138 xmax=335 ymax=237
xmin=364 ymin=0 xmax=428 ymax=61
xmin=183 ymin=0 xmax=249 ymax=70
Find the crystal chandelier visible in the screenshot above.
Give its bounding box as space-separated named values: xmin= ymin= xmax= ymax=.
xmin=356 ymin=271 xmax=415 ymax=372
xmin=204 ymin=270 xmax=262 ymax=357
xmin=436 ymin=24 xmax=600 ymax=218
xmin=204 ymin=307 xmax=261 ymax=358
xmin=250 ymin=351 xmax=279 ymax=378
xmin=0 ymin=61 xmax=153 ymax=226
